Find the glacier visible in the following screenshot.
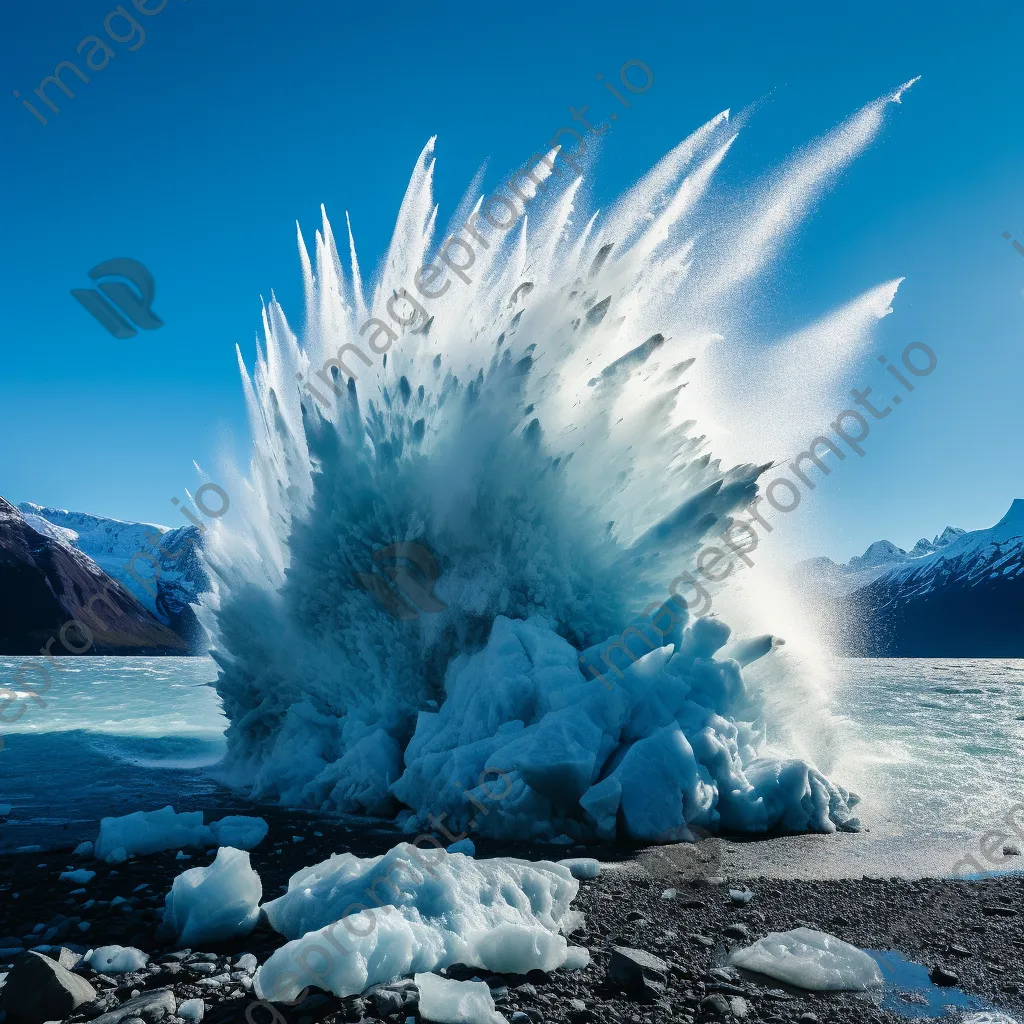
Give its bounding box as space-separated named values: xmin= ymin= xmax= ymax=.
xmin=198 ymin=83 xmax=916 ymax=842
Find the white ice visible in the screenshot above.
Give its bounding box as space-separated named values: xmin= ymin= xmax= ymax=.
xmin=60 ymin=869 xmax=95 ymax=884
xmin=162 ymin=847 xmax=262 ymax=946
xmin=415 ymin=973 xmax=508 ymax=1024
xmin=201 ymin=84 xmax=913 ymax=843
xmin=177 ymin=998 xmax=206 ymax=1022
xmin=557 ymin=858 xmax=600 ymax=880
xmin=728 ymin=927 xmax=883 ymax=991
xmin=93 ymin=806 xmax=268 ymax=862
xmin=255 ymin=843 xmax=586 ymax=1001
xmin=86 ymin=946 xmax=148 ymax=973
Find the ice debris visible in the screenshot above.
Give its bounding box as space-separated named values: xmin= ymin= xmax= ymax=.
xmin=557 ymin=858 xmax=601 ymax=880
xmin=728 ymin=927 xmax=884 ymax=991
xmin=163 ymin=847 xmax=262 ymax=946
xmin=93 ymin=806 xmax=268 ymax=862
xmin=415 ymin=973 xmax=508 ymax=1024
xmin=255 ymin=844 xmax=587 ymax=1000
xmin=85 ymin=946 xmax=148 ymax=973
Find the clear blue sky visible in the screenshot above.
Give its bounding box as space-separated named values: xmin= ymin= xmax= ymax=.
xmin=2 ymin=0 xmax=1022 ymax=561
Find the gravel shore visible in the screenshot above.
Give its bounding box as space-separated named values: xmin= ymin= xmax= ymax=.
xmin=1 ymin=810 xmax=1021 ymax=1024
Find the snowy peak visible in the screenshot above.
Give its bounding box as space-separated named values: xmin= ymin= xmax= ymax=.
xmin=13 ymin=501 xmax=210 ymax=650
xmin=802 ymin=498 xmax=1024 ymax=656
xmin=0 ymin=496 xmax=189 ymax=655
xmin=996 ymin=498 xmax=1024 ymax=528
xmin=846 ymin=539 xmax=907 ymax=570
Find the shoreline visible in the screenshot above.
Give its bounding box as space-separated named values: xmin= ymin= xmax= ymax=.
xmin=1 ymin=810 xmax=1022 ymax=1023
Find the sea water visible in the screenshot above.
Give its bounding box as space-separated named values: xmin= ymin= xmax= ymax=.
xmin=1 ymin=656 xmax=1021 ymax=859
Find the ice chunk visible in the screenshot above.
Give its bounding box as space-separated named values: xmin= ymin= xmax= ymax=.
xmin=73 ymin=841 xmax=94 ymax=857
xmin=255 ymin=842 xmax=582 ymax=1001
xmin=95 ymin=806 xmax=211 ymax=862
xmin=86 ymin=945 xmax=148 ymax=973
xmin=178 ymin=998 xmax=206 ymax=1021
xmin=415 ymin=973 xmax=508 ymax=1024
xmin=60 ymin=869 xmax=95 ymax=884
xmin=208 ymin=815 xmax=269 ymax=850
xmin=162 ymin=847 xmax=262 ymax=946
xmin=561 ymin=946 xmax=591 ymax=969
xmin=728 ymin=928 xmax=883 ymax=991
xmin=446 ymin=838 xmax=475 ymax=856
xmin=961 ymin=1014 xmax=1020 ymax=1024
xmin=557 ymin=858 xmax=600 ymax=880
xmin=93 ymin=806 xmax=269 ymax=862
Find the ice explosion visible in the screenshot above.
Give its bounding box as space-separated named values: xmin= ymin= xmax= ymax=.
xmin=200 ymin=85 xmax=914 ymax=842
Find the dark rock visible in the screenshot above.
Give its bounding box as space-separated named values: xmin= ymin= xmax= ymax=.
xmin=929 ymin=965 xmax=960 ymax=987
xmin=0 ymin=949 xmax=98 ymax=1023
xmin=699 ymin=993 xmax=731 ymax=1015
xmin=0 ymin=497 xmax=191 ymax=655
xmin=371 ymin=987 xmax=405 ymax=1017
xmin=338 ymin=996 xmax=365 ymax=1023
xmin=723 ymin=923 xmax=750 ymax=941
xmin=981 ymin=905 xmax=1018 ymax=917
xmin=607 ymin=946 xmax=668 ymax=1002
xmin=89 ymin=989 xmax=176 ymax=1024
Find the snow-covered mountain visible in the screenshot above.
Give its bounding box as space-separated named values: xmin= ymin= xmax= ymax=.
xmin=17 ymin=502 xmax=209 ymax=649
xmin=0 ymin=498 xmax=191 ymax=655
xmin=795 ymin=525 xmax=966 ymax=597
xmin=800 ymin=501 xmax=1024 ymax=656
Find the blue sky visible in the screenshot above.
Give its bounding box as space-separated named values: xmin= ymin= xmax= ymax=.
xmin=2 ymin=0 xmax=1022 ymax=561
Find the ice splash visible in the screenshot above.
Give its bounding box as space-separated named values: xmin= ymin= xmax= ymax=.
xmin=199 ymin=83 xmax=914 ymax=840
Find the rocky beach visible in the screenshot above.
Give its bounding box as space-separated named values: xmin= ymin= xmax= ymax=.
xmin=1 ymin=809 xmax=1020 ymax=1024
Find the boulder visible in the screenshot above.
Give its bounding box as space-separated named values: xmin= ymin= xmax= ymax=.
xmin=89 ymin=989 xmax=176 ymax=1024
xmin=607 ymin=946 xmax=668 ymax=1002
xmin=0 ymin=949 xmax=97 ymax=1022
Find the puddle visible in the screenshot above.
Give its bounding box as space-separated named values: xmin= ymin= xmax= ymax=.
xmin=867 ymin=949 xmax=991 ymax=1018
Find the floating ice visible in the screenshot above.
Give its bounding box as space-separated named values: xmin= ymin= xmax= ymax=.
xmin=93 ymin=806 xmax=268 ymax=862
xmin=415 ymin=973 xmax=508 ymax=1024
xmin=255 ymin=843 xmax=585 ymax=1001
xmin=86 ymin=945 xmax=148 ymax=973
xmin=163 ymin=846 xmax=262 ymax=946
xmin=203 ymin=85 xmax=913 ymax=841
xmin=728 ymin=927 xmax=883 ymax=991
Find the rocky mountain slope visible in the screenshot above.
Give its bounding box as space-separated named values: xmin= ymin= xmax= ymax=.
xmin=0 ymin=497 xmax=195 ymax=656
xmin=799 ymin=501 xmax=1024 ymax=657
xmin=17 ymin=502 xmax=209 ymax=649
